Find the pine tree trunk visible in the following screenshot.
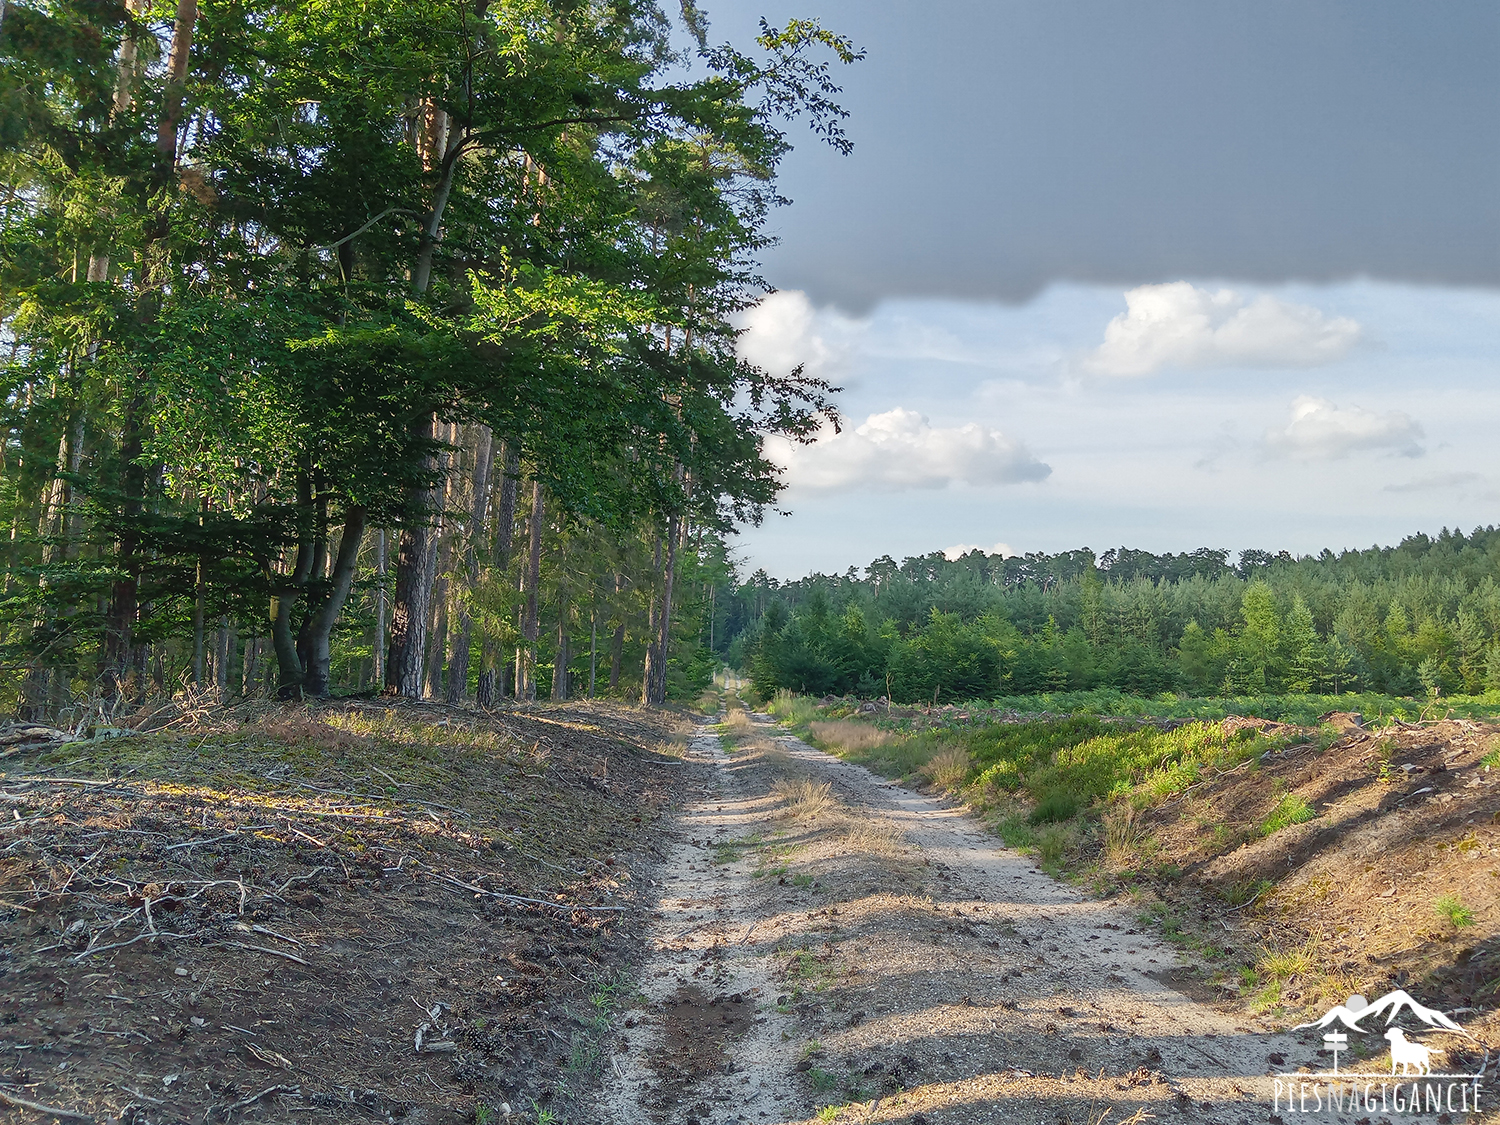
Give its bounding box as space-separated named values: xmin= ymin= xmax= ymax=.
xmin=641 ymin=536 xmax=662 ymax=705
xmin=609 ymin=572 xmax=625 ymax=692
xmin=105 ymin=0 xmax=195 ymax=706
xmin=103 ymin=409 xmax=144 ymax=705
xmin=423 ymin=530 xmax=453 ymax=697
xmin=418 ymin=424 xmax=457 ymax=697
xmin=588 ymin=609 xmax=597 ymax=698
xmin=516 ymin=479 xmax=544 ymax=701
xmin=477 ymin=439 xmax=520 ymax=705
xmin=650 ymin=518 xmax=680 ymax=705
xmin=215 ymin=618 xmax=232 ymax=697
xmin=447 ymin=425 xmax=493 ymax=702
xmin=552 ymin=610 xmax=570 ymax=700
xmin=386 ymin=414 xmax=440 ymax=697
xmin=192 ymin=545 xmax=206 ymax=689
xmin=384 ymin=88 xmax=465 ymax=694
xmin=373 ymin=528 xmax=386 ymax=685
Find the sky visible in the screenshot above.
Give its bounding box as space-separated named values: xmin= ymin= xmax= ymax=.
xmin=692 ymin=1 xmax=1500 ymax=578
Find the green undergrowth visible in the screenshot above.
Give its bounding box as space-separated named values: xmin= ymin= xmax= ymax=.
xmin=791 ymin=705 xmax=1292 ymax=830
xmin=796 ymin=686 xmax=1500 ymax=728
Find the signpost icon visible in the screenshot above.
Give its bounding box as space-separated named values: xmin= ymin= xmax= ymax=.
xmin=1323 ymin=1031 xmax=1348 ymax=1075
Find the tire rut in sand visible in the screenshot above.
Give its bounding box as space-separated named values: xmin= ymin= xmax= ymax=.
xmin=597 ymin=716 xmax=1306 ymax=1125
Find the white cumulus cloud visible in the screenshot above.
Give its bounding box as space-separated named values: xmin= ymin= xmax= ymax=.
xmin=1084 ymin=281 xmax=1361 ymax=376
xmin=1265 ymin=396 xmax=1424 ymax=459
xmin=943 ymin=541 xmax=1018 ymax=561
xmin=733 ymin=289 xmax=863 ymax=379
xmin=765 ymin=408 xmax=1051 ymax=493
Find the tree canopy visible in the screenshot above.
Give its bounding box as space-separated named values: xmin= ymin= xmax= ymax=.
xmin=0 ymin=0 xmax=859 ymax=715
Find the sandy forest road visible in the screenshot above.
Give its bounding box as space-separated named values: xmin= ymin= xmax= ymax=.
xmin=597 ymin=715 xmax=1311 ymax=1125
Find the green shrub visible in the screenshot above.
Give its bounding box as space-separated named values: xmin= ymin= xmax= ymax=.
xmin=1028 ymin=790 xmax=1081 ymax=824
xmin=993 ymin=813 xmax=1035 ymax=849
xmin=1259 ymin=793 xmax=1316 ymax=836
xmin=1035 ymin=824 xmax=1073 ymax=869
xmin=769 ymin=689 xmax=821 ymax=727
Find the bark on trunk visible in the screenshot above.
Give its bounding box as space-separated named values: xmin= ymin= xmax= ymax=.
xmin=301 ymin=506 xmax=368 ymax=697
xmin=551 ymin=610 xmax=570 ymax=701
xmin=608 ymin=572 xmax=625 ymax=692
xmin=516 ymin=480 xmax=544 ymax=701
xmin=242 ymin=636 xmax=261 ymax=697
xmin=641 ymin=536 xmax=662 ymax=705
xmin=447 ymin=425 xmax=493 ymax=702
xmin=154 ymin=0 xmax=196 ymax=170
xmin=643 ymin=519 xmax=680 ymax=706
xmin=476 ymin=438 xmax=519 ymax=705
xmin=385 ymin=415 xmax=440 ymax=697
xmin=422 ymin=530 xmax=452 ymax=697
xmin=215 ymin=617 xmax=232 ymax=696
xmin=412 ymin=99 xmax=463 ymax=294
xmin=588 ymin=609 xmax=597 ymax=698
xmin=102 ymin=406 xmax=144 ymax=705
xmin=385 ymin=90 xmax=465 ymax=693
xmin=271 ymin=564 xmax=312 ymax=698
xmin=104 ymin=0 xmax=196 ymax=705
xmin=373 ymin=528 xmax=387 ymax=684
xmin=192 ymin=552 xmax=205 ymax=686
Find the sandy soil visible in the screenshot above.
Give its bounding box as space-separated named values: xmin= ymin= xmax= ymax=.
xmin=594 ymin=714 xmax=1393 ymax=1125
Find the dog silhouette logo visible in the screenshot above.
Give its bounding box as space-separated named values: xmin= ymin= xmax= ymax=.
xmin=1286 ymin=989 xmax=1482 ymax=1082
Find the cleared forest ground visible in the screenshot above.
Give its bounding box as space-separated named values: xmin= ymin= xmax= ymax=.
xmin=0 ymin=701 xmax=694 ymax=1124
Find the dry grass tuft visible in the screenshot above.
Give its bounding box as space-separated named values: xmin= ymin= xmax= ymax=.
xmin=809 ymin=719 xmax=891 ymax=755
xmin=770 ymin=776 xmax=835 ymax=820
xmin=723 ymin=708 xmax=754 ymax=733
xmin=920 ymin=746 xmax=971 ymax=791
xmin=1102 ymin=802 xmax=1142 ymax=867
xmin=840 ymin=815 xmax=905 ymax=857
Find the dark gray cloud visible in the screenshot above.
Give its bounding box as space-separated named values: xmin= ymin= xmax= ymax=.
xmin=708 ymin=0 xmax=1500 ymax=309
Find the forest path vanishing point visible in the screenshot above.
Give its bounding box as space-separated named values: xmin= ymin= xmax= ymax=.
xmin=596 ymin=714 xmax=1310 ymax=1125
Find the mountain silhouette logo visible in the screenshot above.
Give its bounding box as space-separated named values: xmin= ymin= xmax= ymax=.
xmin=1273 ymin=988 xmax=1488 ymax=1106
xmin=1292 ymin=989 xmax=1472 ymax=1039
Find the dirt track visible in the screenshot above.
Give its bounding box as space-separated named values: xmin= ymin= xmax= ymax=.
xmin=597 ymin=715 xmax=1317 ymax=1125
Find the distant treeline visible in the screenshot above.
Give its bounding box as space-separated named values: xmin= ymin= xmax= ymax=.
xmin=724 ymin=528 xmax=1500 ymax=703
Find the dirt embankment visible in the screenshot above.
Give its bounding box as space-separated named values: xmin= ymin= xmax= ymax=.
xmin=1119 ymin=714 xmax=1500 ymax=1044
xmin=0 ymin=700 xmax=695 ymax=1125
